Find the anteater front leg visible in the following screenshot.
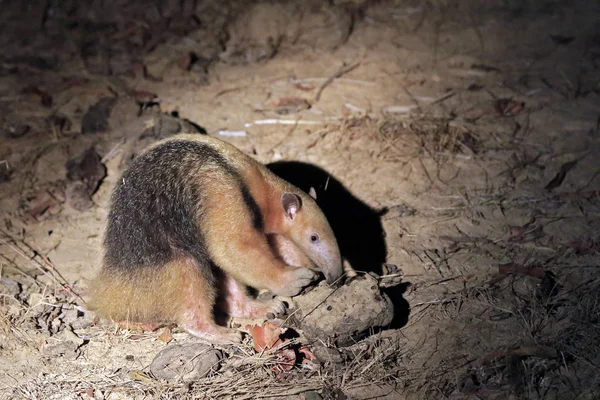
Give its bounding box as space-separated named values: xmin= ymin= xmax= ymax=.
xmin=211 ymin=233 xmax=316 ymax=296
xmin=220 ymin=274 xmax=286 ymax=319
xmin=203 ymin=193 xmax=316 ymax=296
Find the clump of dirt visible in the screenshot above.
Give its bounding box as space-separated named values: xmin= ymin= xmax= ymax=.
xmin=293 ymin=275 xmax=395 ymax=346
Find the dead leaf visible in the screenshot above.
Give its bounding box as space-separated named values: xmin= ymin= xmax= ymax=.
xmin=55 ymin=78 xmax=90 ymax=92
xmin=494 ymin=98 xmax=525 ymax=116
xmin=23 ymin=186 xmax=65 ymax=221
xmin=65 ymin=148 xmax=106 ymax=211
xmin=130 ymin=89 xmax=158 ymax=104
xmin=129 ymin=370 xmax=153 ymax=383
xmin=270 ymin=97 xmax=311 ymax=115
xmin=277 ymin=348 xmax=297 ymax=371
xmin=158 ymin=327 xmax=173 ymax=343
xmin=21 ymin=85 xmax=53 ymax=107
xmin=545 ymin=160 xmax=578 ymax=191
xmin=294 ymin=82 xmax=315 ymax=91
xmin=550 ymin=35 xmax=574 ymax=45
xmin=298 ymin=346 xmax=320 ymax=369
xmin=132 ymin=63 xmax=147 ymax=79
xmin=507 ymin=226 xmax=526 ymax=242
xmin=478 ymin=346 xmax=558 ymax=366
xmin=498 ymin=263 xmax=546 ymax=279
xmin=81 ymin=97 xmax=117 ymax=135
xmin=0 ymin=161 xmax=10 ymax=182
xmin=471 ymin=64 xmax=500 ymax=73
xmin=246 ymin=321 xmax=286 ymax=352
xmin=565 ymin=240 xmax=596 ymax=254
xmin=177 ymin=54 xmax=193 ymax=71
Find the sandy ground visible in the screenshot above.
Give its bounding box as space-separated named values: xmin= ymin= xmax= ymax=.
xmin=1 ymin=0 xmax=600 ymax=398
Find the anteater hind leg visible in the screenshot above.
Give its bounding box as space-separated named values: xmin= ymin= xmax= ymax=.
xmin=221 ymin=274 xmax=286 ymax=320
xmin=90 ymin=258 xmax=241 ymax=343
xmin=171 ymin=258 xmax=242 ymax=343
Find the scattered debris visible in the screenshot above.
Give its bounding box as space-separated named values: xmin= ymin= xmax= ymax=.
xmin=21 ymin=85 xmax=53 ymax=107
xmin=218 ymin=130 xmax=247 ymax=137
xmin=471 ymin=64 xmax=501 ymax=73
xmin=65 ymin=149 xmax=107 ymax=211
xmin=314 ymin=62 xmax=360 ymax=103
xmin=149 ymin=344 xmax=223 ymax=383
xmin=382 ymin=105 xmax=415 ymax=114
xmin=494 ymin=98 xmax=525 ymax=116
xmin=0 ymin=160 xmax=10 ymax=182
xmin=497 ymin=263 xmax=546 ymax=279
xmin=550 ymin=35 xmax=575 ymax=45
xmin=545 ymin=159 xmax=578 ymax=191
xmin=157 ymin=327 xmax=174 ymax=343
xmin=247 ymin=321 xmax=287 ymax=352
xmin=139 ymin=113 xmax=204 ymax=140
xmin=244 ymin=119 xmax=336 ymax=128
xmin=2 ymin=120 xmax=30 ymax=138
xmin=47 ymin=114 xmax=72 ymax=136
xmin=270 ymin=97 xmax=311 ymax=115
xmin=22 ymin=184 xmax=66 ymax=221
xmin=81 ymin=97 xmax=117 ymax=135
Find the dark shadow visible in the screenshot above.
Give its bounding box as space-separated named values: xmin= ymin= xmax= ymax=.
xmin=384 ymin=282 xmax=411 ymax=328
xmin=267 ymin=161 xmax=388 ymax=275
xmin=267 ymin=161 xmax=412 ymax=329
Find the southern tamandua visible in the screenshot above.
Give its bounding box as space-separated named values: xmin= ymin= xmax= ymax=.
xmin=89 ymin=134 xmax=343 ymax=343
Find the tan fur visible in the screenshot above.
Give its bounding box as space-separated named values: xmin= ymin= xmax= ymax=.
xmin=268 ymin=234 xmax=315 ymax=268
xmin=92 ymin=134 xmax=342 ymax=342
xmin=89 ymin=257 xmax=213 ymax=326
xmin=160 ymin=134 xmax=340 ymax=293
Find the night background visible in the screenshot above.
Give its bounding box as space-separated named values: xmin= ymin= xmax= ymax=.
xmin=1 ymin=0 xmax=599 ymax=398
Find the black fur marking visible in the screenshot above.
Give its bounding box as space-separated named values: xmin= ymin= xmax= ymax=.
xmin=103 ymin=140 xmax=262 ymax=285
xmin=241 ymin=185 xmax=263 ymax=230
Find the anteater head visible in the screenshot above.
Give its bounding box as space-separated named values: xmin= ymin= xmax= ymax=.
xmin=279 ymin=191 xmax=343 ymax=285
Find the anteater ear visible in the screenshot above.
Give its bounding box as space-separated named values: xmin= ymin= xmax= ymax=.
xmin=309 ymin=187 xmax=317 ymax=200
xmin=282 ymin=193 xmax=302 ymax=220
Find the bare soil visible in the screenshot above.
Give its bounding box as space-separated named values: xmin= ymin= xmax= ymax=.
xmin=1 ymin=0 xmax=600 ymax=399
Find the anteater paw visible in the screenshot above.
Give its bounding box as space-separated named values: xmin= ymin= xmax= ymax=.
xmin=272 ymin=267 xmax=317 ymax=297
xmin=184 ymin=325 xmax=243 ymax=344
xmin=228 ymin=297 xmax=287 ymax=319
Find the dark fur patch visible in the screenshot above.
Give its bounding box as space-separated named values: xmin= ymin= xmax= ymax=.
xmin=104 ymin=140 xmax=263 ymax=284
xmin=241 ymin=186 xmax=263 ymax=230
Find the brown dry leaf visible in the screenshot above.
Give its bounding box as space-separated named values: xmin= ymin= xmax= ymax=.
xmin=158 ymin=327 xmax=173 ymax=343
xmin=494 ymin=98 xmax=525 ymax=116
xmin=565 ymin=240 xmax=596 ymax=254
xmin=132 ymin=63 xmax=147 ymax=79
xmin=270 ymin=97 xmax=311 ymax=115
xmin=545 ymin=160 xmax=578 ymax=191
xmin=299 ymin=346 xmax=319 ymax=370
xmin=130 ymin=89 xmax=158 ymax=104
xmin=177 ymin=54 xmax=193 ymax=71
xmin=294 ymin=82 xmax=315 ymax=91
xmin=507 ymin=226 xmax=526 ymax=242
xmin=21 ymin=85 xmax=53 ymax=107
xmin=498 ymin=263 xmax=546 ymax=279
xmin=23 ymin=187 xmax=65 ymax=221
xmin=129 ymin=370 xmax=153 ymax=383
xmin=55 ymin=77 xmax=90 ymax=92
xmin=478 ymin=346 xmax=558 ymax=366
xmin=246 ymin=321 xmax=286 ymax=352
xmin=277 ymin=348 xmax=297 ymax=371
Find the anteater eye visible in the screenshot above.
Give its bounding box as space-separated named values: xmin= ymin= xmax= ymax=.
xmin=310 ymin=234 xmax=319 ymax=243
